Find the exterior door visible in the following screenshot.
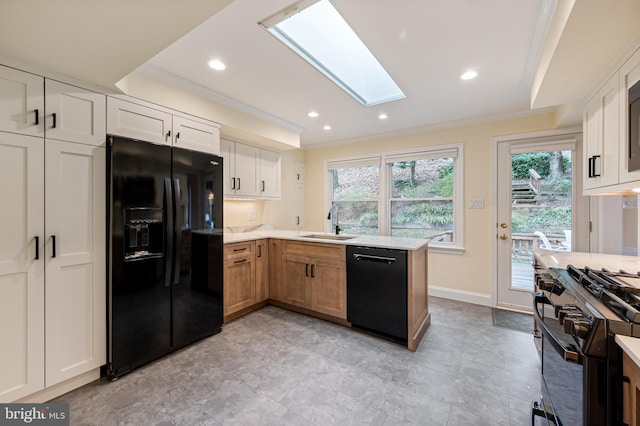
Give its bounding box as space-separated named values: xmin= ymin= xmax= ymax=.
xmin=0 ymin=132 xmax=45 ymax=401
xmin=495 ymin=131 xmax=588 ymax=310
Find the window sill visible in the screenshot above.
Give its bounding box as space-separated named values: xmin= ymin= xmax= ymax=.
xmin=428 ymin=245 xmax=465 ymax=255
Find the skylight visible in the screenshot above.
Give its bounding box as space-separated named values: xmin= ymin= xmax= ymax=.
xmin=260 ymin=0 xmax=405 ymax=107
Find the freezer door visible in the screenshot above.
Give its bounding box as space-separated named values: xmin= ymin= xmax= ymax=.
xmin=171 ymin=147 xmax=224 ymax=349
xmin=108 ymin=136 xmax=172 ymax=377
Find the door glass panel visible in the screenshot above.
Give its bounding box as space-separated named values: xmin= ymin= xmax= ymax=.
xmin=511 ymin=150 xmax=573 ymax=290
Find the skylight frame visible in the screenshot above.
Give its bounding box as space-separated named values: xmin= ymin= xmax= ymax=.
xmin=260 ymin=0 xmax=406 ymax=107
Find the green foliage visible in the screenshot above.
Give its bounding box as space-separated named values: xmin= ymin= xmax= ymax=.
xmin=512 ymin=152 xmax=551 ymax=178
xmin=392 ymin=203 xmax=453 ymax=227
xmin=432 ymin=164 xmax=453 ymax=197
xmin=512 ymin=206 xmax=571 ymax=233
xmin=540 ymin=177 xmax=572 ymax=197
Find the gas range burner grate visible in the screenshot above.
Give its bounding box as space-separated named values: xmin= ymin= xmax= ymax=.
xmin=567 ymin=264 xmax=640 ymax=323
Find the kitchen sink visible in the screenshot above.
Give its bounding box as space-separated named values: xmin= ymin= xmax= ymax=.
xmin=302 ymin=234 xmax=356 ymax=241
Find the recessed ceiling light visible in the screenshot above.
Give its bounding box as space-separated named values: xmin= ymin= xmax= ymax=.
xmin=633 ymin=188 xmax=640 ymax=193
xmin=378 ymin=113 xmax=388 ymax=120
xmin=208 ymin=59 xmax=226 ymax=71
xmin=308 ymin=111 xmax=319 ymax=118
xmin=460 ymin=70 xmax=478 ymax=80
xmin=323 ymin=125 xmax=331 ymax=131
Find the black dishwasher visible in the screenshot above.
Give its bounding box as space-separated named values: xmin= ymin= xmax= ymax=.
xmin=346 ymin=246 xmax=407 ymax=342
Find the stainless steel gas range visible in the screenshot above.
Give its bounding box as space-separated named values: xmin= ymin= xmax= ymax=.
xmin=532 ymin=259 xmax=640 ymax=425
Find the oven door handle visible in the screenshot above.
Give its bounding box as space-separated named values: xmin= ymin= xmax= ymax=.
xmin=533 ymin=292 xmax=583 ymax=365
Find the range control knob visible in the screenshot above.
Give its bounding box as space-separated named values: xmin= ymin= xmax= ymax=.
xmin=566 ymin=319 xmax=590 ymax=339
xmin=558 ymin=310 xmax=582 ymax=325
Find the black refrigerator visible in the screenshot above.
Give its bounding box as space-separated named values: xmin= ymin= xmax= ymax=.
xmin=106 ymin=135 xmax=223 ymax=379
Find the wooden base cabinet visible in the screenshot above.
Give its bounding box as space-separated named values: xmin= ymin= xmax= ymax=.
xmin=623 ymin=351 xmax=640 ymax=426
xmin=280 ymin=241 xmax=346 ymax=320
xmin=255 ymin=239 xmax=269 ymax=303
xmin=223 ymin=242 xmax=256 ymax=319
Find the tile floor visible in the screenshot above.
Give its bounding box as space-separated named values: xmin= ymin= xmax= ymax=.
xmin=53 ymin=297 xmax=541 ymax=425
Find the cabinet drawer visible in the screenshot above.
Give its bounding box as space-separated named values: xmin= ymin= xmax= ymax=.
xmin=224 ymin=242 xmax=254 ymax=260
xmin=283 ymin=241 xmax=345 ymax=261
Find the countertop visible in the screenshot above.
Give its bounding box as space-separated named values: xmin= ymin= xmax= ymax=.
xmin=616 ymin=335 xmax=640 ymax=368
xmin=223 ymin=229 xmax=429 ymax=251
xmin=534 ymin=249 xmax=640 ymax=272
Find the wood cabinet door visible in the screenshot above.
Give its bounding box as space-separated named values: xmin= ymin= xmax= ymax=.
xmin=259 ymin=149 xmax=280 ymax=198
xmin=173 ymin=115 xmax=220 ymax=155
xmin=0 ymin=132 xmax=45 ymax=402
xmin=45 ymin=79 xmax=106 ymax=146
xmin=224 ymin=257 xmax=255 ymax=316
xmin=0 ymin=65 xmax=44 ymax=136
xmin=310 ymin=258 xmax=346 ymax=319
xmin=107 ymin=97 xmax=172 ymax=146
xmin=281 ymin=254 xmax=311 ymax=308
xmin=44 ymin=140 xmax=106 ymax=387
xmin=269 ymin=239 xmax=283 ymax=301
xmin=255 ymin=240 xmax=269 ymax=303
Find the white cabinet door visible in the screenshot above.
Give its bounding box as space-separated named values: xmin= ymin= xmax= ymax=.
xmin=295 ymin=161 xmax=305 ymax=184
xmin=45 ymin=80 xmax=106 ymax=146
xmin=0 ymin=132 xmax=45 ymax=402
xmin=259 ymin=149 xmax=281 ymax=198
xmin=0 ymin=66 xmax=44 ymax=137
xmin=107 ymin=97 xmax=172 ymax=146
xmin=234 ymin=143 xmax=259 ymax=197
xmin=295 ymin=183 xmax=305 ymax=229
xmin=173 ymin=115 xmax=220 ymax=154
xmin=583 ymin=75 xmax=620 ymax=192
xmin=44 ymin=140 xmax=105 ymax=387
xmin=220 ymin=139 xmax=236 ymax=196
xmin=619 ymin=47 xmax=640 ymax=184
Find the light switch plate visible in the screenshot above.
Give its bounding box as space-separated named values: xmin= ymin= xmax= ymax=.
xmin=467 ymin=198 xmax=485 ymax=209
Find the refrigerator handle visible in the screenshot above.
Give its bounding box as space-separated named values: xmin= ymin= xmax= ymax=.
xmin=172 ymin=178 xmax=182 ymax=285
xmin=164 ymin=178 xmax=174 ymax=288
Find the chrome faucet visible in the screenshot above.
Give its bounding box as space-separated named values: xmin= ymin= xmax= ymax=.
xmin=327 ymin=203 xmax=341 ymax=235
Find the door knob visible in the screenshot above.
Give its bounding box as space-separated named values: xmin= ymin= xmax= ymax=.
xmin=499 ymin=234 xmax=508 ymax=240
xmin=500 ymin=223 xmax=508 ymax=229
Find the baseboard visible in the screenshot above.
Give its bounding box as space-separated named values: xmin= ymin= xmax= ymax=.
xmin=428 ymin=286 xmax=492 ymax=307
xmin=15 ymin=368 xmax=101 ymax=403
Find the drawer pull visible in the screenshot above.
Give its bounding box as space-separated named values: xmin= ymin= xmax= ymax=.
xmin=234 ymin=259 xmax=247 ymax=264
xmin=233 ymin=247 xmax=247 ymax=252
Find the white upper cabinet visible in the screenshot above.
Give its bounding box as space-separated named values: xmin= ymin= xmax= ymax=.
xmin=172 ymin=115 xmax=220 ymax=155
xmin=619 ymin=47 xmax=640 ymax=185
xmin=0 ymin=65 xmax=44 ymax=137
xmin=583 ymin=74 xmax=620 ymax=192
xmin=107 ymin=97 xmax=172 ymax=146
xmin=220 ymin=138 xmax=281 ymax=199
xmin=234 ymin=142 xmax=259 ymax=197
xmin=45 ymin=79 xmax=106 ymax=146
xmin=259 ymin=149 xmax=281 ymax=198
xmin=107 ymin=96 xmax=221 ymax=154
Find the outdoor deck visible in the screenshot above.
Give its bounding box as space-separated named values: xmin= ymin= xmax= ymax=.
xmin=512 ymin=261 xmax=534 ymax=290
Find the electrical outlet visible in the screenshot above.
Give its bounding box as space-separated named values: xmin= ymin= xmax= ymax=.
xmin=249 ymin=211 xmax=257 ymax=221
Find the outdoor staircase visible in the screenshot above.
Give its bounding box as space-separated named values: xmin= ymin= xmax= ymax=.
xmin=512 ymin=183 xmax=537 ymax=204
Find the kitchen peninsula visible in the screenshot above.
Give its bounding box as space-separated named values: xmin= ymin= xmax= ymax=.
xmin=223 ymin=229 xmax=430 ymax=351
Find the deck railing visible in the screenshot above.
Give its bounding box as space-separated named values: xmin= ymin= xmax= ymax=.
xmin=511 ymin=233 xmax=566 ymax=259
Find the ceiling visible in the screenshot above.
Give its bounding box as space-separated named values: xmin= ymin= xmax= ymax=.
xmin=142 ymin=0 xmax=549 ymax=148
xmin=1 ymin=0 xmax=639 ymax=149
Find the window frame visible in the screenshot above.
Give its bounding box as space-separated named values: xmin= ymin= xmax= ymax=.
xmin=324 ymin=143 xmax=464 ymax=253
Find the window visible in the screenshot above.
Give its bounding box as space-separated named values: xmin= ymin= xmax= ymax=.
xmin=326 ymin=145 xmax=463 ymax=251
xmin=327 ymin=159 xmax=380 ymax=235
